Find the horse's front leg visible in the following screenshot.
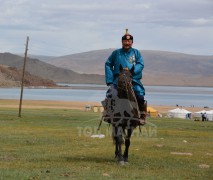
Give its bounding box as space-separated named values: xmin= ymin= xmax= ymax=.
xmin=113 ymin=126 xmax=124 ymax=165
xmin=123 ymin=128 xmax=133 ymax=163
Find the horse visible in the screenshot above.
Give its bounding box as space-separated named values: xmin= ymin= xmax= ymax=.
xmin=101 ymin=66 xmax=143 ymax=165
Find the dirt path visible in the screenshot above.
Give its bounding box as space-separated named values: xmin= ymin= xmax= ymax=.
xmin=0 ymin=99 xmax=101 ymax=110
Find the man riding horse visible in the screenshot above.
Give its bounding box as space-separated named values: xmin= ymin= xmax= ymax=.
xmin=105 ymin=29 xmax=147 ymax=125
xmin=102 ymin=29 xmax=147 ymax=165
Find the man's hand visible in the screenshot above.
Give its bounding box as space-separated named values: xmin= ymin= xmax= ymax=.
xmin=108 ymin=84 xmax=118 ymax=97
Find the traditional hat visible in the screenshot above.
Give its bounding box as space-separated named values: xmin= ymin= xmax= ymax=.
xmin=122 ymin=28 xmax=133 ymax=41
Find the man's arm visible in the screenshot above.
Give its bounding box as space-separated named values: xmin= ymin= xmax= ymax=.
xmin=105 ymin=52 xmax=115 ymax=85
xmin=133 ymin=50 xmax=144 ymax=75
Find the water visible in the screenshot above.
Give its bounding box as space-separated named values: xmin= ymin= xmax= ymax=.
xmin=145 ymin=86 xmax=213 ymax=108
xmin=0 ymin=85 xmax=213 ymax=108
xmin=57 ymin=83 xmax=106 ymax=88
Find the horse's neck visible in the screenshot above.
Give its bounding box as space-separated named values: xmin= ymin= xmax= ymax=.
xmin=118 ymin=89 xmax=128 ymax=99
xmin=121 ymin=85 xmax=135 ymax=101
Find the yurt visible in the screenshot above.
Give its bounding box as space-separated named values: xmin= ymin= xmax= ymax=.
xmin=194 ymin=110 xmax=213 ymax=121
xmin=147 ymin=106 xmax=158 ymax=117
xmin=206 ymin=110 xmax=213 ymax=121
xmin=167 ymin=108 xmax=192 ymax=119
xmin=193 ymin=110 xmax=208 ymax=120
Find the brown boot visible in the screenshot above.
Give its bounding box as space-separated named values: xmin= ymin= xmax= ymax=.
xmin=139 ymin=100 xmax=147 ymax=125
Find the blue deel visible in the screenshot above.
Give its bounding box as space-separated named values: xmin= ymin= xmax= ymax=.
xmin=105 ymin=48 xmax=145 ymax=96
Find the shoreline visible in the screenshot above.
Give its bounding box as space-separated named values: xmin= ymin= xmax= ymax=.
xmin=0 ymin=99 xmax=207 ymax=113
xmin=1 ymin=85 xmax=213 ymax=91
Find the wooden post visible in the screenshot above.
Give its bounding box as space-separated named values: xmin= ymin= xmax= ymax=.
xmin=18 ymin=36 xmax=29 ymax=117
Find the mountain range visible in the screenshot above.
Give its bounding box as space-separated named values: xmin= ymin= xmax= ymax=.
xmin=0 ymin=65 xmax=56 ymax=87
xmin=1 ymin=49 xmax=213 ymax=87
xmin=0 ymin=53 xmax=104 ymax=84
xmin=44 ymin=49 xmax=213 ymax=86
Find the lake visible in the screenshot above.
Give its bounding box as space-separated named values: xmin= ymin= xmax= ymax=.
xmin=0 ymin=85 xmax=213 ymax=108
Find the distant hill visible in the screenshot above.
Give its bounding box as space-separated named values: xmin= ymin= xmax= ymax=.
xmin=0 ymin=53 xmax=105 ymax=84
xmin=42 ymin=49 xmax=213 ymax=87
xmin=19 ymin=54 xmax=55 ymax=62
xmin=1 ymin=50 xmax=213 ymax=87
xmin=0 ymin=65 xmax=56 ymax=87
xmin=44 ymin=49 xmax=114 ymax=74
xmin=44 ymin=49 xmax=213 ymax=75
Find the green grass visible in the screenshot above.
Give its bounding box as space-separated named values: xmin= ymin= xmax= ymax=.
xmin=0 ymin=108 xmax=212 ymax=180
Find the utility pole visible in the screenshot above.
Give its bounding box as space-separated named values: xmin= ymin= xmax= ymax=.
xmin=18 ymin=36 xmax=29 ymax=117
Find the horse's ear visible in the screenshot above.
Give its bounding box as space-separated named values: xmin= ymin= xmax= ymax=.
xmin=119 ymin=64 xmax=123 ymax=71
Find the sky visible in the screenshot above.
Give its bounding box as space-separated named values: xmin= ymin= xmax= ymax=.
xmin=0 ymin=0 xmax=213 ymax=56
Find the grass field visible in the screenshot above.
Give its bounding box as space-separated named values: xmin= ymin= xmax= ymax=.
xmin=0 ymin=107 xmax=212 ymax=180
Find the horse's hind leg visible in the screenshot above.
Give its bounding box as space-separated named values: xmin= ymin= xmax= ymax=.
xmin=123 ymin=128 xmax=133 ymax=163
xmin=113 ymin=126 xmax=124 ymax=165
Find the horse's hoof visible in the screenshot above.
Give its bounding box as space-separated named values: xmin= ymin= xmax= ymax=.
xmin=117 ymin=161 xmax=125 ymax=166
xmin=123 ymin=158 xmax=129 ymax=165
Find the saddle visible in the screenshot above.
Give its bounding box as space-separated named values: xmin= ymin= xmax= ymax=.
xmin=101 ymin=93 xmax=140 ymax=127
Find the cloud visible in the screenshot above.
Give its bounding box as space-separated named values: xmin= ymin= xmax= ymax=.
xmin=0 ymin=0 xmax=213 ymax=56
xmin=191 ymin=18 xmax=213 ymax=25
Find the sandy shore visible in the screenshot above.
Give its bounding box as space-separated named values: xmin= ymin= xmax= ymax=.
xmin=0 ymin=99 xmax=206 ymax=113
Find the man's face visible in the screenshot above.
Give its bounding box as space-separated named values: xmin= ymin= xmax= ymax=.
xmin=122 ymin=39 xmax=133 ymax=51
